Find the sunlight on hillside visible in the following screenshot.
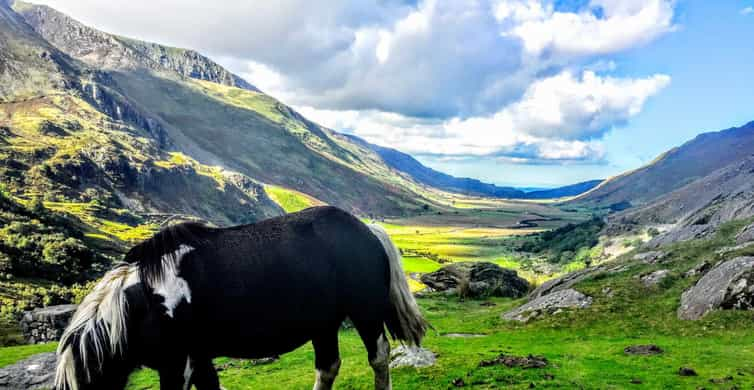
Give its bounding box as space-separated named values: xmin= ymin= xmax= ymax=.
xmin=264 ymin=185 xmax=325 ymax=213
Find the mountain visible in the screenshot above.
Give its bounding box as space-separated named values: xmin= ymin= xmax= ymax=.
xmin=608 ymin=154 xmax=754 ymax=247
xmin=523 ymin=180 xmax=604 ymax=200
xmin=2 ymin=0 xmax=434 ymax=223
xmin=13 ymin=1 xmax=259 ymax=92
xmin=349 ymin=135 xmax=602 ymax=199
xmin=575 ymin=121 xmax=754 ymax=209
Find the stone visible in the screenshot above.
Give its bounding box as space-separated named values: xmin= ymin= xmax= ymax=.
xmin=640 ymin=270 xmax=670 ymax=287
xmin=684 ymin=261 xmax=713 ymax=278
xmin=678 ymin=257 xmax=754 ymax=320
xmin=20 ymin=304 xmax=77 ymax=344
xmin=529 ymin=267 xmax=602 ymax=300
xmin=678 ymin=367 xmax=698 ymax=376
xmin=0 ymin=352 xmax=56 ymax=389
xmin=624 ymin=345 xmax=663 ymax=355
xmin=389 ymin=346 xmax=436 ymax=368
xmin=420 ymin=262 xmax=530 ymax=298
xmin=645 ymin=225 xmax=713 ymax=249
xmin=633 ymin=251 xmax=666 ymax=264
xmin=502 ymin=289 xmax=593 ymax=322
xmin=736 ymin=223 xmax=754 ymax=244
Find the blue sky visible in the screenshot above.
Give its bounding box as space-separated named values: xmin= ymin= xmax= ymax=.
xmin=29 ymin=0 xmax=754 ymax=187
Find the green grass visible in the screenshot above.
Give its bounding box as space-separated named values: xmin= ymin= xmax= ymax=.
xmin=265 ymin=185 xmax=324 ymax=213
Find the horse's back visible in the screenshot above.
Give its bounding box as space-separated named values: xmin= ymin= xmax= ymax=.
xmin=181 ymin=207 xmax=390 ymax=358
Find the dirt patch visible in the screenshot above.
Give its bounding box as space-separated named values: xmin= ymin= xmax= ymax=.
xmin=624 ymin=344 xmax=664 ymax=355
xmin=479 ymin=354 xmax=548 ymax=369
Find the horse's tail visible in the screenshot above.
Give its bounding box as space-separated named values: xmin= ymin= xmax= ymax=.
xmin=55 ymin=264 xmax=139 ymax=390
xmin=368 ymin=224 xmax=429 ymax=346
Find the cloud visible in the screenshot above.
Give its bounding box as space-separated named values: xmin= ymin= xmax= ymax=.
xmin=742 ymin=6 xmax=754 ymax=15
xmin=301 ymin=69 xmax=668 ymax=162
xmin=29 ymin=0 xmax=676 ymax=166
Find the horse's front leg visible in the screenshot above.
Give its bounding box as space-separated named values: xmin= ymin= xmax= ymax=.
xmin=158 ymin=355 xmax=193 ymax=390
xmin=191 ymin=357 xmax=222 ymax=390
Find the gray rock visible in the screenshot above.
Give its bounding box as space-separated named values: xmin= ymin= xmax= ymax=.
xmin=20 ymin=305 xmax=77 ymax=344
xmin=502 ymin=289 xmax=593 ymax=322
xmin=632 ymin=251 xmax=666 ymax=264
xmin=0 ymin=352 xmax=56 ymax=389
xmin=389 ymin=346 xmax=436 ymax=368
xmin=736 ymin=223 xmax=754 ymax=244
xmin=420 ymin=262 xmax=529 ymax=298
xmin=715 ymin=241 xmax=754 ymax=255
xmin=645 ymin=225 xmax=713 ymax=249
xmin=640 ymin=269 xmax=670 ymax=287
xmin=529 ymin=267 xmax=602 ymax=300
xmin=678 ymin=256 xmax=754 ymax=320
xmin=684 ymin=261 xmax=713 ymax=278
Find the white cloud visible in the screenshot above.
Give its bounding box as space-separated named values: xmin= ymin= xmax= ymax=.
xmin=28 ymin=0 xmax=677 ymax=165
xmin=741 ymin=6 xmax=754 ymax=15
xmin=300 ymin=69 xmax=668 ymax=162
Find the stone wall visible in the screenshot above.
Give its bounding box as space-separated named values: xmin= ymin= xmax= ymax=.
xmin=20 ymin=304 xmax=77 ymax=344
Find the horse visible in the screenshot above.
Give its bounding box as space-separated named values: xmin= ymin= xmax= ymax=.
xmin=54 ymin=206 xmax=429 ymax=390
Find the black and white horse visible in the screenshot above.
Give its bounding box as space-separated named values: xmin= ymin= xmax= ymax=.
xmin=54 ymin=206 xmax=428 ymax=390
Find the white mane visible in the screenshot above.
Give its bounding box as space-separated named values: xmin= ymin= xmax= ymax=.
xmin=55 ymin=264 xmax=139 ymax=390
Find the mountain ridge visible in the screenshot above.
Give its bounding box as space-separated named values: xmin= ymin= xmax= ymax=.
xmin=574 ymin=120 xmax=754 ymax=209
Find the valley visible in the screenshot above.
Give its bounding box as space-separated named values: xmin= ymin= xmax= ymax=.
xmin=1 ymin=1 xmax=754 ymax=389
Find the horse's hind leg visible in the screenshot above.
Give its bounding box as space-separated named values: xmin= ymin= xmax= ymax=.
xmin=312 ymin=331 xmax=341 ymax=390
xmin=355 ymin=322 xmax=392 ymax=390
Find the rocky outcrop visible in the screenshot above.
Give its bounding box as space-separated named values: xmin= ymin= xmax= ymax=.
xmin=0 ymin=352 xmax=56 ymax=389
xmin=736 ymin=223 xmax=754 ymax=244
xmin=678 ymin=256 xmax=754 ymax=320
xmin=420 ymin=262 xmax=530 ymax=298
xmin=633 ymin=251 xmax=666 ymax=264
xmin=14 ymin=2 xmax=259 ymax=91
xmin=502 ymin=289 xmax=593 ymax=322
xmin=644 ymin=225 xmax=714 ymax=249
xmin=529 ymin=267 xmax=601 ymax=300
xmin=640 ymin=270 xmax=670 ymax=287
xmin=390 ymin=346 xmax=436 ymax=368
xmin=20 ymin=304 xmax=77 ymax=344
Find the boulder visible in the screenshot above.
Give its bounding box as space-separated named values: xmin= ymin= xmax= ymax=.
xmin=528 ymin=267 xmax=601 ymax=300
xmin=632 ymin=251 xmax=666 ymax=264
xmin=20 ymin=304 xmax=77 ymax=344
xmin=684 ymin=261 xmax=712 ymax=278
xmin=0 ymin=352 xmax=56 ymax=389
xmin=640 ymin=270 xmax=670 ymax=287
xmin=390 ymin=346 xmax=436 ymax=368
xmin=678 ymin=256 xmax=754 ymax=320
xmin=502 ymin=289 xmax=593 ymax=322
xmin=420 ymin=262 xmax=529 ymax=298
xmin=736 ymin=223 xmax=754 ymax=244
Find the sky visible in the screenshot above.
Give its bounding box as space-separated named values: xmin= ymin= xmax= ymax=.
xmin=26 ymin=0 xmax=754 ymax=187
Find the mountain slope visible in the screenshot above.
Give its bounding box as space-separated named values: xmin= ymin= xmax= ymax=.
xmin=610 ymin=154 xmax=754 ymax=226
xmin=4 ymin=1 xmax=431 ymax=218
xmin=575 ymin=121 xmax=754 ymax=209
xmin=1 ymin=1 xmax=282 ymax=232
xmin=350 ymin=135 xmax=602 ymax=199
xmin=12 ymin=1 xmax=259 ymax=91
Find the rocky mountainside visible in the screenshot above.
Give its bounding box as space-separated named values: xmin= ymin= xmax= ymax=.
xmin=348 ymin=135 xmax=602 ymax=199
xmin=1 ymin=1 xmax=432 ymax=223
xmin=608 ymin=155 xmax=754 ymax=246
xmin=12 ymin=1 xmax=258 ymax=91
xmin=575 ymin=121 xmax=754 ymax=209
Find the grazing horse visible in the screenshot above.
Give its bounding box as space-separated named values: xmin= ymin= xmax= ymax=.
xmin=54 ymin=206 xmax=428 ymax=390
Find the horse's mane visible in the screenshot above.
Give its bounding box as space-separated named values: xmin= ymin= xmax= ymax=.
xmin=124 ymin=221 xmax=215 ymax=289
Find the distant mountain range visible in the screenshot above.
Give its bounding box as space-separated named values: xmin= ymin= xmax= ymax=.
xmin=347 ymin=135 xmax=603 ymax=199
xmin=575 ymin=121 xmax=754 ymax=209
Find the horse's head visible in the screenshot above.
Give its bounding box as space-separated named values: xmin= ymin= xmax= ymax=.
xmin=55 ymin=265 xmax=145 ymax=390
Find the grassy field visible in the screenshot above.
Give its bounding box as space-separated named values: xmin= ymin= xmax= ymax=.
xmin=2 ymin=213 xmax=754 ymax=389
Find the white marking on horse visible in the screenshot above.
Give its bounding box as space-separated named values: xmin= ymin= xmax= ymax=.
xmin=183 ymin=358 xmax=193 ymax=390
xmin=154 ymin=245 xmax=194 ymax=318
xmin=313 ymin=359 xmax=341 ymax=390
